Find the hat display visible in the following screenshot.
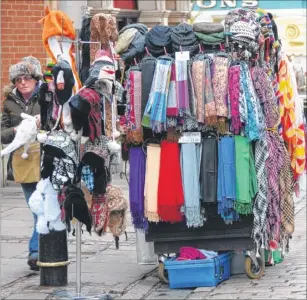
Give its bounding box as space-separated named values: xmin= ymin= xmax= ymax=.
xmin=69 ymin=93 xmax=91 ymax=131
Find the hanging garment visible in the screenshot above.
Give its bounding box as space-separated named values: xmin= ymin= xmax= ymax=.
xmin=142 ymin=57 xmax=173 ymax=132
xmin=192 ymin=56 xmax=216 ymax=125
xmin=234 ymin=136 xmax=258 ymax=215
xmin=176 ymin=59 xmax=189 ymax=116
xmin=157 ymin=141 xmax=184 ymax=223
xmin=167 ymin=63 xmax=178 ymax=117
xmin=217 ymin=137 xmax=239 ymax=224
xmin=144 ymin=144 xmax=161 ymax=222
xmin=129 ymin=147 xmax=148 ymax=231
xmin=129 ymin=69 xmax=142 ymax=129
xmin=212 ymin=56 xmax=229 ymax=132
xmin=228 ymin=64 xmax=242 ymax=134
xmin=252 ymin=137 xmax=269 ymax=246
xmin=279 ymin=143 xmax=295 ymax=236
xmin=141 ymin=56 xmax=156 ymax=116
xmin=91 ymin=193 xmax=108 ymax=235
xmin=200 ymin=135 xmax=217 ymax=203
xmin=181 ymin=143 xmax=203 ymax=228
xmin=266 ymin=131 xmax=284 ymax=243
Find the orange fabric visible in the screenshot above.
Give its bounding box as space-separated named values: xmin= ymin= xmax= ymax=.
xmin=39 ymin=6 xmax=81 ymax=90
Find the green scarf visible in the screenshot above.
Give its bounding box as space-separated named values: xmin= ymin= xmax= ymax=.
xmin=234 ymin=136 xmax=258 ymax=214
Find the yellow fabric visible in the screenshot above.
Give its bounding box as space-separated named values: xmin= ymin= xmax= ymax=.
xmin=144 ymin=144 xmax=161 ymax=222
xmin=12 ymin=143 xmax=40 ymax=183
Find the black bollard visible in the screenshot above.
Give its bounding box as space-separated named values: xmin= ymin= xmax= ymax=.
xmin=38 ymin=230 xmax=69 ymax=286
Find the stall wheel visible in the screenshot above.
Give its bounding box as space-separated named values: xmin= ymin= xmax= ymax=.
xmin=244 ymin=256 xmax=264 ymax=279
xmin=158 ymin=262 xmax=169 ymax=284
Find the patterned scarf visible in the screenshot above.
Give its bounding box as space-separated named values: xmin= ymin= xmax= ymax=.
xmin=144 ymin=144 xmax=161 ymax=222
xmin=239 ymin=62 xmax=261 ymax=141
xmin=252 ymin=137 xmax=269 ymax=247
xmin=192 ymin=56 xmax=216 ymax=125
xmin=212 ymin=56 xmax=229 ymax=133
xmin=180 ymin=143 xmax=203 ymax=228
xmin=234 ymin=136 xmax=258 ymax=215
xmin=129 ymin=147 xmax=148 ymax=231
xmin=157 ymin=141 xmax=184 ymax=223
xmin=91 ymin=193 xmax=109 ymax=236
xmin=167 ymin=63 xmax=178 ymax=117
xmin=228 ymin=64 xmax=242 ymax=134
xmin=217 ymin=137 xmax=239 ymax=224
xmin=142 ymin=57 xmax=173 ymax=133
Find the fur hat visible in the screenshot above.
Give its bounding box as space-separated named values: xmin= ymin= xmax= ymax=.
xmin=9 ymin=62 xmax=42 ymax=83
xmin=21 ymin=56 xmax=43 ymax=77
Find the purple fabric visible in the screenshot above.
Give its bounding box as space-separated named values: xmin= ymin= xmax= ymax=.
xmin=129 ymin=147 xmax=148 ymax=231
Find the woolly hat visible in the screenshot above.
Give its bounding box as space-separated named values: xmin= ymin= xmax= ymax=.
xmin=145 ymin=25 xmax=172 ymax=57
xmin=9 ymin=61 xmax=42 ymax=83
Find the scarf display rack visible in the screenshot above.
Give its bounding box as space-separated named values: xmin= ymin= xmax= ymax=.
xmin=119 ymin=8 xmax=306 ymax=281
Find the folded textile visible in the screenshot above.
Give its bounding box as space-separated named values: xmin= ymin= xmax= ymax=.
xmin=157 ymin=141 xmax=184 ymax=223
xmin=177 ymin=247 xmax=206 ymax=261
xmin=217 ymin=137 xmax=239 ymax=224
xmin=234 ymin=136 xmax=258 ymax=215
xmin=193 ymin=22 xmax=224 ymax=34
xmin=144 ymin=144 xmax=161 ymax=222
xmin=129 ymin=147 xmax=148 ymax=231
xmin=115 ymin=28 xmax=138 ymax=54
xmin=195 ymin=32 xmax=225 ymax=45
xmin=181 ymin=143 xmax=203 ymax=228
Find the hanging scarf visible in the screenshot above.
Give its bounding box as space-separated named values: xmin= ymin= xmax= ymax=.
xmin=129 ymin=147 xmax=148 ymax=231
xmin=228 ymin=64 xmax=241 ymax=134
xmin=200 ymin=134 xmax=217 ymax=203
xmin=279 ymin=143 xmax=295 ymax=236
xmin=180 ymin=143 xmax=203 ymax=228
xmin=192 ymin=56 xmax=216 ymax=125
xmin=167 ymin=63 xmax=178 ymax=117
xmin=91 ymin=193 xmax=109 ymax=236
xmin=252 ymin=137 xmax=269 ymax=248
xmin=157 ymin=141 xmax=184 ymax=223
xmin=144 ymin=144 xmax=161 ymax=222
xmin=142 ymin=57 xmax=172 ymax=132
xmin=266 ymin=131 xmax=284 ymax=243
xmin=141 ymin=56 xmax=156 ymax=116
xmin=217 ymin=137 xmax=239 ymax=224
xmin=212 ymin=56 xmax=229 ymax=133
xmin=240 ymin=62 xmax=260 ymax=141
xmin=176 ymin=59 xmax=189 ymax=115
xmin=234 ymin=136 xmax=258 ymax=215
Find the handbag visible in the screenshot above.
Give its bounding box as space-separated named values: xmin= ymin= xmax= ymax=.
xmin=12 ymin=142 xmax=41 ymax=183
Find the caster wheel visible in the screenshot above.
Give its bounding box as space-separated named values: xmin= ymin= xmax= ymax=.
xmin=244 ymin=256 xmax=264 ymax=279
xmin=158 ymin=262 xmax=169 ymax=284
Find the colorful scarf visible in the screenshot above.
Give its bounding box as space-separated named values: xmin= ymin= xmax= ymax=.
xmin=192 ymin=56 xmax=216 ymax=125
xmin=144 ymin=144 xmax=161 ymax=222
xmin=217 ymin=137 xmax=239 ymax=224
xmin=167 ymin=63 xmax=178 ymax=117
xmin=228 ymin=64 xmax=241 ymax=134
xmin=157 ymin=141 xmax=184 ymax=223
xmin=212 ymin=56 xmax=229 ymax=132
xmin=91 ymin=193 xmax=109 ymax=236
xmin=129 ymin=147 xmax=148 ymax=231
xmin=180 ymin=143 xmax=203 ymax=228
xmin=252 ymin=137 xmax=269 ymax=248
xmin=176 ymin=59 xmax=189 ymax=115
xmin=142 ymin=57 xmax=173 ymax=132
xmin=240 ymin=62 xmax=261 ymax=141
xmin=234 ymin=136 xmax=258 ymax=215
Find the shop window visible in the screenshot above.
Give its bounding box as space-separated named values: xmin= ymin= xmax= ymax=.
xmin=117 ymin=17 xmax=138 ymax=31
xmin=114 ymin=0 xmax=137 ymax=10
xmin=166 ymin=0 xmax=176 ymax=11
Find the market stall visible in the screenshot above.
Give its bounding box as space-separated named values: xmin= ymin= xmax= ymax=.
xmin=115 ymin=7 xmax=306 ymax=284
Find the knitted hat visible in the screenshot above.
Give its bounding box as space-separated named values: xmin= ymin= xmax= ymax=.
xmin=9 ymin=62 xmax=42 ymax=83
xmin=230 ymin=21 xmax=256 ymax=41
xmin=193 ymin=22 xmax=224 ymax=34
xmin=171 ymin=23 xmax=198 ymax=55
xmin=52 ymin=60 xmax=75 ymax=105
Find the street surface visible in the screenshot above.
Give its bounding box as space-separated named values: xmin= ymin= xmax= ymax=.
xmin=1 ymin=175 xmax=306 ymax=299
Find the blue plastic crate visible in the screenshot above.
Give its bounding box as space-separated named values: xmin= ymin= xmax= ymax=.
xmin=164 ymin=253 xmax=231 ymax=289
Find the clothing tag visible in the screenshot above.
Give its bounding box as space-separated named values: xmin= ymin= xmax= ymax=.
xmin=175 ymin=51 xmax=190 ymax=61
xmin=179 ymin=132 xmax=201 ymax=144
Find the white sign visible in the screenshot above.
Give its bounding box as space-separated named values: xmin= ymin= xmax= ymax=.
xmin=175 ymin=51 xmax=190 ymax=61
xmin=195 ymin=0 xmax=258 ymax=9
xmin=179 ymin=132 xmax=201 ymax=144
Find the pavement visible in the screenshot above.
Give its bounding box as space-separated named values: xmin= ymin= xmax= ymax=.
xmin=1 ymin=174 xmax=306 ymax=300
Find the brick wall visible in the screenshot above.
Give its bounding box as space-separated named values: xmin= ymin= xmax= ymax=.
xmin=1 ymin=0 xmax=47 ymax=98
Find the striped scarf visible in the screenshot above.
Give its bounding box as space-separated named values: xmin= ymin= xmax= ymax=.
xmin=252 ymin=136 xmax=269 ymax=246
xmin=167 ymin=63 xmax=178 ymax=117
xmin=142 ymin=57 xmax=173 ymax=133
